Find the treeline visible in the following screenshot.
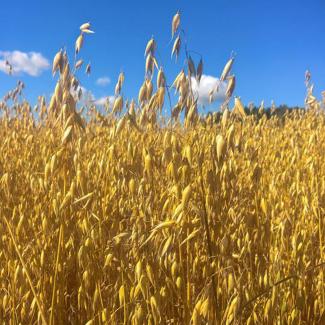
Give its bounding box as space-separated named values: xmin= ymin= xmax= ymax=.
xmin=244 ymin=104 xmax=305 ymax=116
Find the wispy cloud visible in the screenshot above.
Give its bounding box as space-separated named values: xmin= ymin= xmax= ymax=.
xmin=96 ymin=76 xmax=111 ymax=86
xmin=0 ymin=50 xmax=50 ymax=76
xmin=94 ymin=95 xmax=115 ymax=107
xmin=191 ymin=74 xmax=227 ymax=105
xmin=71 ymin=85 xmax=115 ymax=108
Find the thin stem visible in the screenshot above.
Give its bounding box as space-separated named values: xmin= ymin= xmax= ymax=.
xmin=49 ymin=223 xmax=63 ymax=325
xmin=239 ymin=261 xmax=325 ymax=314
xmin=198 ymin=157 xmax=218 ymax=321
xmin=4 ymin=216 xmax=48 ymax=325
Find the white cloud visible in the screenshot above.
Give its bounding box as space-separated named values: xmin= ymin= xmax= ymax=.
xmin=70 ymin=85 xmax=89 ymax=100
xmin=96 ymin=76 xmax=111 ymax=86
xmin=191 ymin=74 xmax=227 ymax=105
xmin=0 ymin=50 xmax=50 ymax=76
xmin=70 ymin=85 xmax=115 ymax=109
xmin=94 ymin=96 xmax=115 ymax=107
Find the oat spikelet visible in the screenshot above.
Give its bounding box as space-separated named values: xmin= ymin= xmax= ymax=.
xmin=146 ymin=79 xmax=153 ymax=100
xmin=75 ymin=34 xmax=84 ymax=54
xmin=80 ymin=22 xmax=90 ymax=31
xmin=225 ymin=75 xmax=236 ymax=98
xmin=138 ymin=82 xmax=147 ymax=104
xmin=113 ymin=96 xmax=123 ymax=114
xmin=157 ymin=67 xmax=166 ymax=88
xmin=115 ymin=72 xmax=125 ymax=95
xmin=172 ymin=36 xmax=181 ymax=60
xmin=220 ymin=57 xmax=234 ymax=82
xmin=75 ymin=59 xmax=83 ymax=70
xmin=61 ymin=125 xmax=73 ymax=145
xmin=172 ymin=11 xmax=181 ymax=38
xmin=233 ymin=97 xmax=246 ymax=119
xmin=181 ymin=184 xmax=192 ymax=208
xmin=85 ymin=63 xmax=91 ymax=75
xmin=52 ymin=50 xmax=63 ymax=76
xmin=221 ymin=108 xmax=229 ymax=129
xmin=80 ymin=22 xmax=95 ymax=33
xmin=216 ymin=134 xmax=226 ymax=163
xmin=157 ymin=87 xmax=165 ymax=110
xmin=118 ymin=72 xmax=125 ymax=88
xmin=188 ymin=56 xmax=196 ymax=78
xmin=145 ymin=38 xmax=156 ymax=57
xmin=196 ymin=58 xmax=203 ymax=83
xmin=115 ymin=115 xmax=126 ymax=136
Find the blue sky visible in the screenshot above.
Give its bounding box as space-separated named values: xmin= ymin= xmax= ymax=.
xmin=1 ymin=0 xmax=325 ymax=108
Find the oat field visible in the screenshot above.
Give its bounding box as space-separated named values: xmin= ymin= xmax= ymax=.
xmin=0 ymin=14 xmax=324 ymax=325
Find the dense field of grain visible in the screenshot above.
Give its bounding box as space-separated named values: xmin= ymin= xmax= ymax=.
xmin=0 ymin=15 xmax=324 ymax=325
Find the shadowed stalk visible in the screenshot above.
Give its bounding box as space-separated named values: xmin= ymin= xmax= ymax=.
xmin=49 ymin=223 xmax=63 ymax=325
xmin=197 ymin=155 xmax=219 ymax=322
xmin=4 ymin=216 xmax=48 ymax=325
